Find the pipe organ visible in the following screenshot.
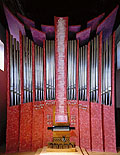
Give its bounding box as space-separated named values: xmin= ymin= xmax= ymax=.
xmin=78 ymin=44 xmax=87 ymax=101
xmin=23 ymin=36 xmax=33 ymax=103
xmin=6 ymin=14 xmax=117 ymax=153
xmin=10 ymin=35 xmax=20 ymax=106
xmin=67 ymin=40 xmax=77 ymax=100
xmin=35 ymin=44 xmax=44 ymax=101
xmin=90 ymin=36 xmax=99 ymax=102
xmin=102 ymin=35 xmax=112 ymax=105
xmin=45 ymin=40 xmax=55 ymax=100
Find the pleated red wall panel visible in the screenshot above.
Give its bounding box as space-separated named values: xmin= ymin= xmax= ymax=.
xmin=91 ymin=103 xmax=103 ymax=151
xmin=90 ymin=32 xmax=103 ymax=152
xmin=79 ymin=101 xmax=91 ymax=151
xmin=6 ymin=30 xmax=20 ymax=153
xmin=69 ymin=102 xmax=79 ymax=146
xmin=43 ymin=103 xmax=53 ymax=146
xmin=6 ymin=106 xmax=20 ymax=153
xmin=103 ymin=32 xmax=116 ymax=152
xmin=32 ymin=102 xmax=44 ymax=151
xmin=19 ymin=102 xmax=33 ymax=152
xmin=103 ymin=105 xmax=116 ymax=152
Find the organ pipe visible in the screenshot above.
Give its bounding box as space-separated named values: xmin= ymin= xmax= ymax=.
xmin=35 ymin=45 xmax=44 ymax=101
xmin=102 ymin=35 xmax=112 ymax=105
xmin=67 ymin=40 xmax=77 ymax=100
xmin=23 ymin=36 xmax=33 ymax=103
xmin=45 ymin=40 xmax=55 ymax=100
xmin=78 ymin=44 xmax=87 ymax=101
xmin=10 ymin=35 xmax=20 ymax=106
xmin=90 ymin=36 xmax=99 ymax=102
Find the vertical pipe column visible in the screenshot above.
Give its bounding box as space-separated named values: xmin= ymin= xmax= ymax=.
xmin=32 ymin=42 xmax=35 ymax=102
xmin=10 ymin=35 xmax=13 ymax=106
xmin=87 ymin=42 xmax=90 ymax=101
xmin=96 ymin=36 xmax=99 ymax=102
xmin=6 ymin=30 xmax=10 ymax=107
xmin=35 ymin=45 xmax=37 ymax=101
xmin=76 ymin=40 xmax=79 ymax=146
xmin=103 ymin=32 xmax=116 ymax=152
xmin=13 ymin=38 xmax=17 ymax=105
xmin=43 ymin=40 xmax=46 ymax=101
xmin=16 ymin=41 xmax=20 ymax=104
xmin=91 ymin=32 xmax=103 ymax=152
xmin=84 ymin=45 xmax=87 ymax=101
xmin=74 ymin=40 xmax=77 ymax=100
xmin=20 ymin=31 xmax=23 ymax=104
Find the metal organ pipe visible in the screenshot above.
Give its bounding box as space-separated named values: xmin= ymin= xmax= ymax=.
xmin=10 ymin=35 xmax=20 ymax=106
xmin=96 ymin=36 xmax=99 ymax=102
xmin=23 ymin=36 xmax=33 ymax=103
xmin=73 ymin=40 xmax=76 ymax=100
xmin=102 ymin=35 xmax=112 ymax=106
xmin=90 ymin=36 xmax=99 ymax=103
xmin=108 ymin=36 xmax=112 ymax=105
xmin=67 ymin=40 xmax=77 ymax=100
xmin=35 ymin=45 xmax=37 ymax=101
xmin=35 ymin=44 xmax=44 ymax=101
xmin=78 ymin=43 xmax=87 ymax=101
xmin=10 ymin=35 xmax=13 ymax=106
xmin=16 ymin=41 xmax=20 ymax=104
xmin=45 ymin=40 xmax=55 ymax=100
xmin=85 ymin=45 xmax=87 ymax=101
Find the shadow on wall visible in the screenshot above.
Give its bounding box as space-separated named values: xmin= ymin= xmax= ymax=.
xmin=0 ymin=22 xmax=7 ymax=146
xmin=116 ymin=70 xmax=120 ymax=147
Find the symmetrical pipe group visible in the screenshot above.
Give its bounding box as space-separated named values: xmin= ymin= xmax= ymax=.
xmin=35 ymin=44 xmax=44 ymax=101
xmin=90 ymin=36 xmax=99 ymax=102
xmin=9 ymin=34 xmax=112 ymax=106
xmin=46 ymin=40 xmax=55 ymax=100
xmin=78 ymin=44 xmax=87 ymax=101
xmin=23 ymin=36 xmax=33 ymax=103
xmin=102 ymin=35 xmax=112 ymax=105
xmin=67 ymin=40 xmax=77 ymax=100
xmin=10 ymin=35 xmax=20 ymax=106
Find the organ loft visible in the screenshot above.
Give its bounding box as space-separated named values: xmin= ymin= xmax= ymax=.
xmin=0 ymin=1 xmax=120 ymax=154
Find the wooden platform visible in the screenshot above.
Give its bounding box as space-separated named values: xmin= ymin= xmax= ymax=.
xmin=35 ymin=146 xmax=89 ymax=155
xmin=47 ymin=147 xmax=76 ymax=152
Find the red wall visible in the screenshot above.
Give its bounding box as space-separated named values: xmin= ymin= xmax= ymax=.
xmin=0 ymin=24 xmax=7 ymax=146
xmin=0 ymin=69 xmax=7 ymax=145
xmin=5 ymin=26 xmax=117 ymax=153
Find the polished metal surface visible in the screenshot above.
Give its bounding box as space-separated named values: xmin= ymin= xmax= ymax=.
xmin=90 ymin=36 xmax=99 ymax=102
xmin=10 ymin=35 xmax=20 ymax=106
xmin=67 ymin=40 xmax=77 ymax=100
xmin=78 ymin=44 xmax=87 ymax=101
xmin=45 ymin=40 xmax=55 ymax=100
xmin=102 ymin=35 xmax=112 ymax=105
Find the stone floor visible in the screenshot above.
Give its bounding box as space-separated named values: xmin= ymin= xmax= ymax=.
xmin=0 ymin=145 xmax=120 ymax=155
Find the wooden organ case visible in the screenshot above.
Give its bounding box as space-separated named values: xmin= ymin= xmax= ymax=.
xmin=6 ymin=16 xmax=116 ymax=153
